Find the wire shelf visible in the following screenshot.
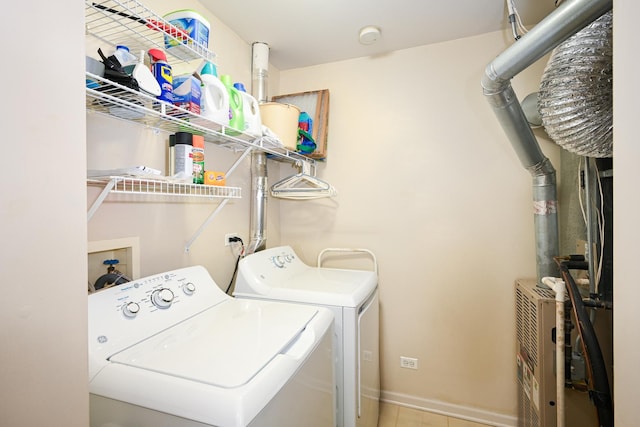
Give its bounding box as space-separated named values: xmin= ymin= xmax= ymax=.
xmin=88 ymin=176 xmax=242 ymax=199
xmin=86 ymin=73 xmax=256 ymax=147
xmin=86 ymin=73 xmax=316 ymax=163
xmin=85 ymin=0 xmax=316 ymax=164
xmin=85 ymin=0 xmax=215 ymax=63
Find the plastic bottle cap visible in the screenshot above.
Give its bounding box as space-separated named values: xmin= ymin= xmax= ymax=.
xmin=220 ymin=75 xmax=232 ymax=86
xmin=116 ymin=45 xmax=130 ymax=52
xmin=192 ymin=134 xmax=205 ymax=148
xmin=148 ymin=48 xmax=167 ymax=62
xmin=174 ymin=132 xmax=193 ymax=145
xmin=199 ymin=61 xmax=218 ymax=77
xmin=233 ymin=82 xmax=246 ymax=92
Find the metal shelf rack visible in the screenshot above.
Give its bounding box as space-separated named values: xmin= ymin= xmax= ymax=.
xmin=85 ymin=0 xmax=214 ymax=63
xmin=85 ymin=0 xmax=312 ymax=162
xmin=85 ymin=0 xmax=313 ymax=250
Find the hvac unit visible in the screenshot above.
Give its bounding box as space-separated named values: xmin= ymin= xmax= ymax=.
xmin=515 ymin=279 xmax=558 ymax=427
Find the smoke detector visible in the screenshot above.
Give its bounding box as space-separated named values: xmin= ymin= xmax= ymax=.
xmin=359 ymin=26 xmax=381 ymax=45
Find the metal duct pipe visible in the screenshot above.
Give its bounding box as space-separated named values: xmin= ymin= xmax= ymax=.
xmin=252 ymin=42 xmax=269 ymax=104
xmin=482 ymin=0 xmax=612 ymax=283
xmin=538 ymin=11 xmax=613 ymax=158
xmin=247 ymin=42 xmax=270 ymax=254
xmin=247 ymin=151 xmax=268 ymax=254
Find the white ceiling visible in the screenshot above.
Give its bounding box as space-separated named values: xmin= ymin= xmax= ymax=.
xmin=199 ymin=0 xmax=557 ymax=70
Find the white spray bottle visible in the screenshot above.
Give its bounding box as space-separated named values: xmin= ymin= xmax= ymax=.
xmin=197 ymin=61 xmax=230 ymax=126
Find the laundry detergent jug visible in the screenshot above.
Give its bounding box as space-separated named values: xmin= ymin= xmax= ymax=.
xmin=234 ymin=83 xmax=262 ymax=138
xmin=220 ymin=74 xmax=244 ymax=135
xmin=198 ymin=62 xmax=230 ymax=126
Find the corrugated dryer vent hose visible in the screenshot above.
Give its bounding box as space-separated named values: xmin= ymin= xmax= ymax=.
xmin=538 ymin=10 xmax=613 ymax=158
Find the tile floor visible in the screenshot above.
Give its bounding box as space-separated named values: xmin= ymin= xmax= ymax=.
xmin=378 ymin=401 xmax=493 ymax=427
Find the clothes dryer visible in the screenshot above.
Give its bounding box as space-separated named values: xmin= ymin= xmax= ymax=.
xmin=234 ymin=246 xmax=380 ymax=427
xmin=88 ymin=265 xmax=335 ymax=427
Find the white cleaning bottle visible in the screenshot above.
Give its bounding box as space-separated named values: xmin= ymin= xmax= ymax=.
xmin=113 ymin=45 xmax=138 ymax=73
xmin=233 ymin=82 xmax=262 ymax=138
xmin=197 ymin=61 xmax=230 ymax=126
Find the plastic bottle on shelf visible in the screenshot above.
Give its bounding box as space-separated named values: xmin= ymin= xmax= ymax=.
xmin=192 ymin=135 xmax=205 ymax=184
xmin=233 ymin=82 xmax=262 ymax=138
xmin=196 ymin=61 xmax=230 ymax=126
xmin=173 ymin=132 xmax=193 ymax=181
xmin=219 ymin=74 xmax=244 ymax=135
xmin=113 ymin=45 xmax=137 ymax=73
xmin=167 ymin=134 xmax=176 ymax=176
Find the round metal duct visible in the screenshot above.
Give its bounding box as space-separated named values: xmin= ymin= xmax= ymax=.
xmin=538 ymin=10 xmax=612 ymax=158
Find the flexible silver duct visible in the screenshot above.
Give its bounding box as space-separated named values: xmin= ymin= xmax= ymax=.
xmin=482 ymin=0 xmax=612 ymax=283
xmin=538 ymin=11 xmax=613 ymax=158
xmin=247 ymin=42 xmax=270 ymax=254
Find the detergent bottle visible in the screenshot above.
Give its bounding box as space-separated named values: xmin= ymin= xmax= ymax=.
xmin=219 ymin=74 xmax=244 ymax=135
xmin=233 ymin=82 xmax=262 ymax=138
xmin=196 ymin=61 xmax=230 ymax=126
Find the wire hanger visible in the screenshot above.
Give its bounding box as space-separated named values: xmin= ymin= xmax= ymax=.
xmin=270 ymin=161 xmax=337 ymax=200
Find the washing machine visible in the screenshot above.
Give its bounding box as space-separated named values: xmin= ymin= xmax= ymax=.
xmin=234 ymin=246 xmax=380 ymax=427
xmin=88 ymin=265 xmax=335 ymax=427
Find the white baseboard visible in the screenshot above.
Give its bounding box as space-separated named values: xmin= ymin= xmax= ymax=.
xmin=380 ymin=390 xmax=517 ymax=427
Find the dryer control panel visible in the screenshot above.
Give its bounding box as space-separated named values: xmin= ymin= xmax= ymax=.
xmin=270 ymin=250 xmax=297 ymax=268
xmin=234 ymin=245 xmax=378 ymax=307
xmin=88 ymin=266 xmax=228 ymax=365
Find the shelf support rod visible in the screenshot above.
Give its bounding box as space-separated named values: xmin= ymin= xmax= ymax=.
xmin=226 ymin=147 xmax=253 ymax=177
xmin=184 ymin=198 xmax=231 ymax=252
xmin=184 ymin=147 xmax=251 ymax=252
xmin=87 ymin=178 xmax=116 ymax=221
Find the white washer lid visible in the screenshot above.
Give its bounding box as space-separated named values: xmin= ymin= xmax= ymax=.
xmin=109 ymin=299 xmax=318 ymax=388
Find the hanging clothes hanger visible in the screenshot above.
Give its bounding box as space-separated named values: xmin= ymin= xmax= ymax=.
xmin=270 ymin=161 xmax=337 ymax=200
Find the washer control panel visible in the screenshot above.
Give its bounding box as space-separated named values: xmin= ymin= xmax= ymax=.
xmin=88 ymin=265 xmax=228 ymax=360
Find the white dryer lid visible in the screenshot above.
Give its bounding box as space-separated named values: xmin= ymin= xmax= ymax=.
xmin=240 ymin=268 xmax=377 ymax=307
xmin=109 ymin=299 xmax=318 ymax=388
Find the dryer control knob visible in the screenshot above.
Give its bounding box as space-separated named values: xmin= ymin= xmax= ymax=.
xmin=122 ymin=301 xmax=140 ymax=318
xmin=284 ymin=253 xmax=294 ymax=263
xmin=151 ymin=288 xmax=174 ymax=309
xmin=273 ymin=255 xmax=286 ymax=268
xmin=183 ymin=282 xmax=196 ymax=295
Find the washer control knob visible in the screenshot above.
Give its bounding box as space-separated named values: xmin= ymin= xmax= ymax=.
xmin=284 ymin=253 xmax=294 ymax=263
xmin=122 ymin=301 xmax=140 ymax=318
xmin=151 ymin=288 xmax=174 ymax=309
xmin=273 ymin=255 xmax=286 ymax=268
xmin=183 ymin=282 xmax=196 ymax=296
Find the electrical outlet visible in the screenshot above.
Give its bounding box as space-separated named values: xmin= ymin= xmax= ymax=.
xmin=225 ymin=233 xmax=240 ymax=246
xmin=400 ymin=356 xmax=418 ymax=370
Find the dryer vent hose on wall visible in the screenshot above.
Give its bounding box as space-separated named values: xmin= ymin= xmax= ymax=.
xmin=538 ymin=10 xmax=612 ymax=158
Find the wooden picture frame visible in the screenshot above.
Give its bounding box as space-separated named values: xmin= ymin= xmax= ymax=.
xmin=272 ymin=89 xmax=330 ymax=160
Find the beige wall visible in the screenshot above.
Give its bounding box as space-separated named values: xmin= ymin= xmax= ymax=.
xmin=276 ymin=33 xmax=559 ymax=423
xmin=0 ymin=0 xmax=88 ymax=426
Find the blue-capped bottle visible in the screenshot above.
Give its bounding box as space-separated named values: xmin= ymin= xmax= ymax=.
xmin=113 ymin=45 xmax=137 ymax=74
